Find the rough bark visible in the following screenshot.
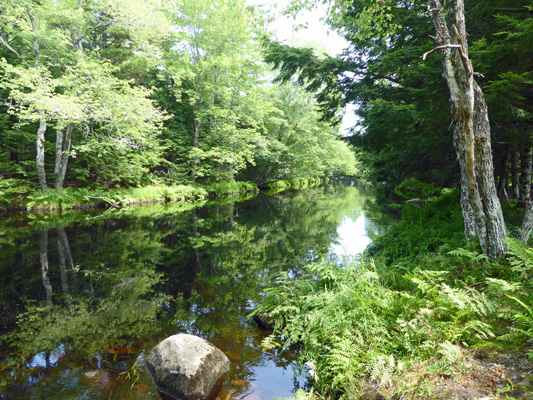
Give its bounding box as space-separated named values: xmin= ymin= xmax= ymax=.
xmin=54 ymin=124 xmax=73 ymax=190
xmin=517 ymin=202 xmax=533 ymax=243
xmin=428 ymin=0 xmax=507 ymax=259
xmin=454 ymin=130 xmax=476 ymax=238
xmin=472 ymin=84 xmax=508 ymax=258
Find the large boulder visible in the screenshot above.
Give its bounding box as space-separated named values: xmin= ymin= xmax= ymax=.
xmin=146 ymin=334 xmax=230 ymax=400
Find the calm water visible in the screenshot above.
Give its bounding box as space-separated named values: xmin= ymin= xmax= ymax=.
xmin=0 ymin=183 xmax=396 ymax=399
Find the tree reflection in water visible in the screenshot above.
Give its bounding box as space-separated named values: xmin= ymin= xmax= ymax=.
xmin=0 ymin=183 xmax=396 ymax=399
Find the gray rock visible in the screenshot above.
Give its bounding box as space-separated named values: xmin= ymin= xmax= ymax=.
xmin=146 ymin=334 xmax=230 ymax=400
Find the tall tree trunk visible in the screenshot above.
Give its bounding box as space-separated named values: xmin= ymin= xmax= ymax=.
xmin=27 ymin=5 xmax=49 ymax=191
xmin=495 ymin=147 xmax=509 ymax=201
xmin=516 ymin=138 xmax=533 ymax=242
xmin=519 ymin=143 xmax=532 ymax=206
xmin=54 ymin=124 xmax=73 ymax=190
xmin=191 ymin=118 xmax=201 ymax=184
xmin=472 ymin=84 xmax=508 ymax=257
xmin=454 ymin=131 xmax=476 ymax=238
xmin=428 ymin=0 xmax=507 ymax=259
xmin=36 ymin=110 xmax=48 ymax=190
xmin=517 ymin=202 xmax=533 ymax=243
xmin=511 ymin=145 xmax=520 ymax=199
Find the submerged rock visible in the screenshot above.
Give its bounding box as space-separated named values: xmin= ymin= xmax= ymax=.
xmin=146 ymin=334 xmax=230 ymax=400
xmin=253 ymin=312 xmax=275 ymax=331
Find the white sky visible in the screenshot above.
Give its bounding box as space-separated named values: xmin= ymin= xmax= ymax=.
xmin=247 ymin=0 xmax=348 ymax=56
xmin=246 ymin=0 xmax=358 ymax=134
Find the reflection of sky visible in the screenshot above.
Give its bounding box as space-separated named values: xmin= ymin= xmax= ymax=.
xmin=330 ymin=213 xmax=373 ymax=257
xmin=28 ymin=344 xmax=68 ymax=368
xmin=248 ymin=359 xmax=304 ymax=399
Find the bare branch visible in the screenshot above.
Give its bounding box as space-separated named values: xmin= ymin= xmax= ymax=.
xmin=421 ymin=44 xmax=461 ymax=60
xmin=0 ymin=35 xmax=23 ymax=60
xmin=84 ymin=196 xmax=120 ymax=208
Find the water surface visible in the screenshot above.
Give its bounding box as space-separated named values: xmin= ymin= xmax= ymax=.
xmin=0 ymin=183 xmax=396 ymax=399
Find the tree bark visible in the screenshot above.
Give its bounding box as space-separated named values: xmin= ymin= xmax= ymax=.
xmin=54 ymin=123 xmax=73 ymax=190
xmin=517 ymin=202 xmax=533 ymax=243
xmin=454 ymin=132 xmax=476 ymax=238
xmin=472 ymin=84 xmax=508 ymax=258
xmin=428 ymin=0 xmax=507 ymax=259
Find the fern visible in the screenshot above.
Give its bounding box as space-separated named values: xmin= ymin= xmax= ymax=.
xmin=506 ymin=237 xmax=533 ymax=281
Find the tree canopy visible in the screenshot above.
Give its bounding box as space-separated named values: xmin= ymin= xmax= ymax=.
xmin=0 ymin=0 xmax=358 ymax=196
xmin=262 ymin=0 xmax=533 ymax=257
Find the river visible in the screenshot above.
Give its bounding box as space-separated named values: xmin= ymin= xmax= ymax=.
xmin=0 ymin=182 xmax=397 ymax=399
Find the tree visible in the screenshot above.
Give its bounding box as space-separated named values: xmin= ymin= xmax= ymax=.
xmin=163 ymin=0 xmax=265 ymax=183
xmin=424 ymin=0 xmax=507 ymax=258
xmin=263 ymin=0 xmax=533 ymax=258
xmin=243 ymin=83 xmax=357 ymax=184
xmin=0 ymin=0 xmax=170 ymax=190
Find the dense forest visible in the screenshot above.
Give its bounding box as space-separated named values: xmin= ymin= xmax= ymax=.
xmin=2 ymin=0 xmax=533 ymax=399
xmin=263 ymin=0 xmax=533 ymax=258
xmin=0 ymin=0 xmax=357 ymax=203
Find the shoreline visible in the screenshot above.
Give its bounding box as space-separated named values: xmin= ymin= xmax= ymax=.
xmin=1 ymin=178 xmax=330 ymax=216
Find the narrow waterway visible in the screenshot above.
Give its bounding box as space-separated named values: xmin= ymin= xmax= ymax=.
xmin=0 ymin=183 xmax=397 ymax=399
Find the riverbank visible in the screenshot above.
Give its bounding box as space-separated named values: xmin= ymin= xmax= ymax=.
xmin=0 ymin=181 xmax=257 ymax=214
xmin=255 ymin=189 xmax=533 ymax=400
xmin=0 ymin=177 xmax=333 ymax=215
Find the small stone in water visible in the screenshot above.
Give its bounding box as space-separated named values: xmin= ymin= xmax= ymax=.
xmin=230 ymin=379 xmax=250 ymax=387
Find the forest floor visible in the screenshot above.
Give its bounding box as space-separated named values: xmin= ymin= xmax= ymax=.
xmin=362 ymin=339 xmax=533 ymax=399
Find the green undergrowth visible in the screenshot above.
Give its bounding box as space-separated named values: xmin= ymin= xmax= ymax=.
xmin=254 ymin=189 xmax=533 ymax=399
xmin=2 ymin=181 xmax=259 ymax=213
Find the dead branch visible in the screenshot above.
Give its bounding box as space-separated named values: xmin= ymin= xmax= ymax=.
xmin=421 ymin=44 xmax=462 ymax=60
xmin=84 ymin=196 xmax=120 ymax=208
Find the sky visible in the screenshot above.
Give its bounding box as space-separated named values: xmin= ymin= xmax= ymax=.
xmin=246 ymin=0 xmax=357 ymax=134
xmin=251 ymin=0 xmax=348 ymax=57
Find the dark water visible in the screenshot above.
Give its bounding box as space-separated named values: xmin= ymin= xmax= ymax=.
xmin=0 ymin=183 xmax=396 ymax=399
